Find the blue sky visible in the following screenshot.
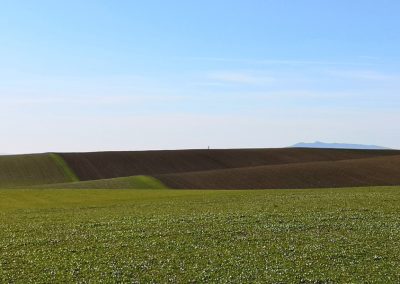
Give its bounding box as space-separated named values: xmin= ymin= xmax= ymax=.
xmin=1 ymin=0 xmax=400 ymax=153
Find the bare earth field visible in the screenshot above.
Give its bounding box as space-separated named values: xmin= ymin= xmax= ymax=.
xmin=59 ymin=148 xmax=400 ymax=189
xmin=2 ymin=148 xmax=400 ymax=189
xmin=157 ymin=154 xmax=400 ymax=189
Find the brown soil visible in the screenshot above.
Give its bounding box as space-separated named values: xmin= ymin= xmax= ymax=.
xmin=59 ymin=148 xmax=400 ymax=189
xmin=156 ymin=154 xmax=400 ymax=189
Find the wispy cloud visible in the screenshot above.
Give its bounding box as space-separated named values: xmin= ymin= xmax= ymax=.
xmin=328 ymin=69 xmax=400 ymax=81
xmin=184 ymin=57 xmax=373 ymax=66
xmin=0 ymin=94 xmax=183 ymax=106
xmin=208 ymin=71 xmax=275 ymax=85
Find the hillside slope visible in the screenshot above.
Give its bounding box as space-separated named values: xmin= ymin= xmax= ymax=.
xmin=156 ymin=155 xmax=400 ymax=189
xmin=0 ymin=153 xmax=78 ymax=188
xmin=37 ymin=175 xmax=167 ymax=190
xmin=2 ymin=148 xmax=400 ymax=189
xmin=59 ymin=148 xmax=400 ymax=181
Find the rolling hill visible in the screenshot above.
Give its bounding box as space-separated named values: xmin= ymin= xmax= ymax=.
xmin=38 ymin=175 xmax=167 ymax=190
xmin=0 ymin=153 xmax=78 ymax=188
xmin=156 ymin=154 xmax=400 ymax=189
xmin=59 ymin=148 xmax=400 ymax=181
xmin=2 ymin=148 xmax=400 ymax=189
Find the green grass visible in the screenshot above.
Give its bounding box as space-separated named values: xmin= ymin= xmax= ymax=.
xmin=1 ymin=187 xmax=400 ymax=282
xmin=36 ymin=175 xmax=168 ymax=189
xmin=0 ymin=153 xmax=78 ymax=188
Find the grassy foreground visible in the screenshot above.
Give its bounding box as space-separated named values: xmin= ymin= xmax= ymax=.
xmin=1 ymin=187 xmax=400 ymax=283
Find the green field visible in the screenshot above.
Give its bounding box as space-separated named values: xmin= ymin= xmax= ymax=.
xmin=1 ymin=187 xmax=400 ymax=283
xmin=0 ymin=153 xmax=78 ymax=188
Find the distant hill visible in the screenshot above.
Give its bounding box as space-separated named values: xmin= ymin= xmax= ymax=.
xmin=2 ymin=148 xmax=400 ymax=189
xmin=157 ymin=155 xmax=400 ymax=189
xmin=59 ymin=148 xmax=397 ymax=181
xmin=291 ymin=141 xmax=390 ymax=150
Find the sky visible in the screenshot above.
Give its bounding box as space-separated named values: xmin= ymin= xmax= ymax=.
xmin=1 ymin=0 xmax=400 ymax=154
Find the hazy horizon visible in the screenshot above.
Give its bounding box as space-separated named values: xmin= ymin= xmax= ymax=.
xmin=0 ymin=140 xmax=396 ymax=156
xmin=1 ymin=0 xmax=399 ymax=153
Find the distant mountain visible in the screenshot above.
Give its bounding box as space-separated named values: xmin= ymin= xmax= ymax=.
xmin=291 ymin=141 xmax=390 ymax=150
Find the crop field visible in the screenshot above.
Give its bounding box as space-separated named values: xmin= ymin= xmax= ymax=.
xmin=2 ymin=149 xmax=400 ymax=190
xmin=157 ymin=154 xmax=400 ymax=189
xmin=0 ymin=153 xmax=78 ymax=188
xmin=1 ymin=186 xmax=400 ymax=283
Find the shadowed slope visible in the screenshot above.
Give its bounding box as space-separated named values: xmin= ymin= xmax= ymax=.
xmin=0 ymin=153 xmax=78 ymax=187
xmin=157 ymin=155 xmax=400 ymax=189
xmin=59 ymin=148 xmax=400 ymax=181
